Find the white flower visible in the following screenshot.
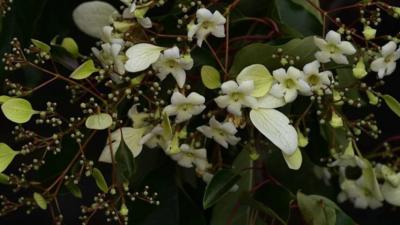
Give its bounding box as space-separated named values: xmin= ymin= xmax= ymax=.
xmin=370 ymin=41 xmax=400 ymax=78
xmin=121 ymin=0 xmax=152 ymax=28
xmin=197 ymin=116 xmax=240 ymax=149
xmin=170 ymin=144 xmax=210 ymax=171
xmin=303 ymin=60 xmax=333 ymax=92
xmin=100 ymin=26 xmax=124 ymax=45
xmin=187 ymin=8 xmax=226 ymax=47
xmin=140 ymin=125 xmax=168 ymax=150
xmin=163 ymin=91 xmax=205 ymax=123
xmin=152 ymin=47 xmax=194 ymax=88
xmin=214 ymin=80 xmax=257 ymax=116
xmin=127 ymin=104 xmax=150 ymax=128
xmin=92 ymin=43 xmax=125 ymax=75
xmin=314 ymin=30 xmax=356 ymax=64
xmin=269 ymin=67 xmax=311 ymax=103
xmin=338 ymin=177 xmax=383 ymax=209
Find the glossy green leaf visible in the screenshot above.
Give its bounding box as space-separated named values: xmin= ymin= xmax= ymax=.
xmin=115 ymin=136 xmax=136 ymax=183
xmin=31 ymin=39 xmax=51 ymax=53
xmin=0 ymin=143 xmax=18 ymax=173
xmin=203 ymin=169 xmax=241 ymax=209
xmin=33 ymin=192 xmax=47 ymax=210
xmin=61 ymin=37 xmax=79 ymax=58
xmin=201 ymin=65 xmax=221 ymax=89
xmin=382 ymin=95 xmax=400 ymax=118
xmin=1 ymin=98 xmax=37 ymax=123
xmin=65 ymin=181 xmax=83 ymax=198
xmin=290 ymin=0 xmax=322 ymax=23
xmin=236 ymin=64 xmax=273 ymax=97
xmin=92 ymin=167 xmax=108 ymax=193
xmin=85 ymin=113 xmax=113 ymax=130
xmin=70 ymin=59 xmax=98 ymax=80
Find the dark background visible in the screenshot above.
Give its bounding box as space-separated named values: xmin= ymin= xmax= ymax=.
xmin=0 ymin=0 xmax=400 ymax=225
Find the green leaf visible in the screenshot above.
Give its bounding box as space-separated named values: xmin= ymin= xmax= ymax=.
xmin=31 ymin=39 xmax=51 ymax=53
xmin=65 ymin=181 xmax=83 ymax=198
xmin=201 ymin=65 xmax=221 ymax=89
xmin=297 ymin=192 xmax=356 ymax=225
xmin=162 ymin=112 xmax=173 ymax=139
xmin=85 ymin=113 xmax=113 ymax=130
xmin=236 ymin=64 xmax=273 ymax=97
xmin=131 ymin=74 xmax=145 ymax=86
xmin=230 ymin=37 xmax=318 ymax=75
xmin=382 ymin=95 xmax=400 ymax=118
xmin=115 ymin=135 xmax=136 ymax=183
xmin=61 ymin=37 xmax=79 ymax=58
xmin=290 ymin=0 xmax=322 ymax=23
xmin=1 ymin=98 xmax=37 ymax=123
xmin=0 ymin=143 xmax=19 ymax=173
xmin=0 ymin=173 xmax=9 ymax=185
xmin=92 ymin=167 xmax=109 ymax=193
xmin=203 ymin=169 xmax=241 ymax=209
xmin=282 ymin=148 xmax=303 ymax=170
xmin=70 ymin=59 xmax=98 ymax=80
xmin=0 ymin=95 xmax=11 ymax=104
xmin=33 ymin=192 xmax=47 ymax=210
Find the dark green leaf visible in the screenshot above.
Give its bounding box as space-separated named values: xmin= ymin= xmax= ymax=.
xmin=65 ymin=181 xmax=83 ymax=199
xmin=382 ymin=95 xmax=400 ymax=118
xmin=241 ymin=193 xmax=287 ymax=225
xmin=203 ymin=169 xmax=241 ymax=209
xmin=115 ymin=135 xmax=136 ymax=183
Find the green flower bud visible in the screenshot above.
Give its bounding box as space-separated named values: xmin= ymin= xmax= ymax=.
xmin=362 ymin=26 xmax=376 ymax=40
xmin=366 ymin=90 xmax=379 ymax=105
xmin=330 ymin=111 xmax=343 ymax=128
xmin=352 ymin=58 xmax=368 ymax=79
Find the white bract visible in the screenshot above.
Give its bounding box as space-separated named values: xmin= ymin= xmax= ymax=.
xmin=269 ymin=67 xmax=311 ymax=103
xmin=370 ymin=41 xmax=400 ymax=79
xmin=302 ymin=60 xmax=332 ymax=93
xmin=187 ymin=8 xmax=226 ymax=47
xmin=124 ymin=43 xmax=165 ymax=73
xmin=314 ymin=30 xmax=356 ymax=64
xmin=152 ymin=47 xmax=194 ymax=88
xmin=163 ymin=91 xmax=205 ymax=123
xmin=170 ymin=144 xmax=210 ymax=171
xmin=197 ymin=116 xmax=240 ymax=149
xmin=214 ymin=80 xmax=257 ymax=116
xmin=99 ymin=127 xmax=147 ymax=163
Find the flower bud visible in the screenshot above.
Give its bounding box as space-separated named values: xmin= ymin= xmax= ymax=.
xmin=297 ymin=130 xmax=309 ymax=148
xmin=366 ymin=90 xmax=379 ymax=105
xmin=330 ymin=111 xmax=343 ymax=128
xmin=120 ymin=203 xmax=129 ymax=216
xmin=362 ymin=26 xmax=376 ymax=40
xmin=352 ymin=59 xmax=368 ymax=79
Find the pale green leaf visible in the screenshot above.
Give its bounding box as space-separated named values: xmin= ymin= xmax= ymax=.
xmin=125 ymin=43 xmax=165 ymax=73
xmin=250 ymin=108 xmax=298 ymax=155
xmin=0 ymin=95 xmax=11 ymax=104
xmin=92 ymin=167 xmax=109 ymax=193
xmin=61 ymin=37 xmax=79 ymax=58
xmin=65 ymin=182 xmax=83 ymax=198
xmin=31 ymin=39 xmax=51 ymax=53
xmin=85 ymin=113 xmax=113 ymax=130
xmin=33 ymin=192 xmax=47 ymax=210
xmin=162 ymin=113 xmax=173 ymax=139
xmin=282 ymin=148 xmax=302 ymax=170
xmin=297 ymin=192 xmax=336 ymax=225
xmin=73 ymin=1 xmax=118 ymax=38
xmin=0 ymin=143 xmax=18 ymax=173
xmin=1 ymin=98 xmax=37 ymax=124
xmin=236 ymin=64 xmax=273 ymax=97
xmin=201 ymin=65 xmax=221 ymax=89
xmin=382 ymin=95 xmax=400 ymax=118
xmin=70 ymin=59 xmax=99 ymax=80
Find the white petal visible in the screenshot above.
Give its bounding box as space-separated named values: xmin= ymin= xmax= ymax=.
xmin=221 ymin=80 xmax=239 ymax=94
xmin=257 ymin=94 xmax=286 ymax=109
xmin=220 ymin=122 xmax=238 ymax=135
xmin=297 ymin=79 xmax=312 ymax=95
xmin=325 ymin=30 xmax=341 ymax=44
xmin=382 ymin=181 xmax=400 ymax=206
xmin=196 ymin=8 xmax=213 ymax=22
xmin=284 ymin=88 xmax=298 ymax=103
xmin=214 ymin=95 xmax=231 ymax=108
xmin=171 ymin=68 xmax=187 ymax=88
xmin=386 ymin=62 xmax=397 ymax=75
xmin=315 ymin=51 xmax=331 ymax=63
xmin=187 ymin=92 xmax=205 ymax=105
xmin=211 ymin=10 xmax=226 ymax=24
xmin=250 ymin=109 xmax=298 ymax=154
xmin=338 ymin=41 xmax=356 ymax=55
xmin=171 ymin=91 xmax=187 ymax=105
xmin=73 ymin=1 xmax=118 ymax=38
xmin=370 ymin=58 xmax=385 ymax=73
xmin=211 ymin=25 xmax=225 ymax=38
xmin=138 ymin=17 xmax=152 ymax=28
xmin=269 ymin=83 xmax=285 ymax=98
xmin=163 ymin=46 xmax=180 ymax=59
xmin=125 ymin=43 xmax=165 ymax=72
xmin=272 ymin=68 xmax=287 ymax=82
xmin=197 ymin=125 xmax=213 ymax=138
xmin=313 ymin=36 xmax=328 ymax=50
xmin=175 ymin=111 xmax=193 ymax=123
xmin=163 ymin=105 xmax=178 ymax=116
xmin=227 ymin=102 xmax=242 ymax=116
xmin=331 ymin=53 xmax=349 ymax=64
xmin=237 ymin=80 xmax=254 ymax=95
xmin=287 ymin=66 xmax=302 ymax=79
xmin=382 ymin=41 xmax=397 ymax=57
xmin=303 ymin=60 xmax=320 ymax=75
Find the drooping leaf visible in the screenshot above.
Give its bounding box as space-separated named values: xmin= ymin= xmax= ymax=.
xmin=201 ymin=65 xmax=221 ymax=89
xmin=203 ymin=169 xmax=241 ymax=209
xmin=250 ymin=108 xmax=298 ymax=155
xmin=31 ymin=39 xmax=51 ymax=53
xmin=70 ymin=59 xmax=99 ymax=80
xmin=115 ymin=135 xmax=136 ymax=183
xmin=33 ymin=192 xmax=47 ymax=210
xmin=1 ymin=98 xmax=37 ymax=123
xmin=124 ymin=43 xmax=165 ymax=73
xmin=0 ymin=143 xmax=18 ymax=173
xmin=382 ymin=95 xmax=400 ymax=118
xmin=61 ymin=37 xmax=79 ymax=58
xmin=72 ymin=1 xmax=118 ymax=38
xmin=65 ymin=181 xmax=83 ymax=198
xmin=236 ymin=64 xmax=273 ymax=97
xmin=92 ymin=167 xmax=109 ymax=193
xmin=85 ymin=113 xmax=113 ymax=130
